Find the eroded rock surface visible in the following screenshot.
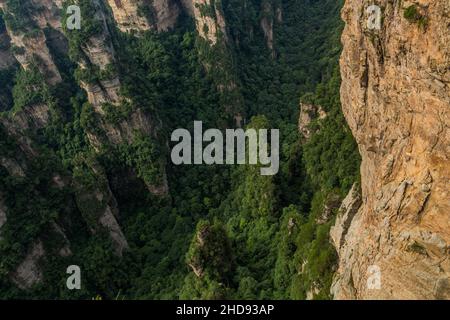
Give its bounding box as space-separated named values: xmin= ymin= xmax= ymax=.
xmin=332 ymin=0 xmax=450 ymax=299
xmin=298 ymin=103 xmax=327 ymax=139
xmin=106 ymin=0 xmax=151 ymax=32
xmin=11 ymin=241 xmax=45 ymax=289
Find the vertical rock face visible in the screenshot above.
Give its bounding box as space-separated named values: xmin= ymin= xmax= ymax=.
xmin=152 ymin=0 xmax=180 ymax=31
xmin=9 ymin=32 xmax=62 ymax=85
xmin=73 ymin=0 xmax=148 ymax=139
xmin=104 ymin=0 xmax=237 ymax=44
xmin=0 ymin=0 xmax=177 ymax=291
xmin=98 ymin=206 xmax=129 ymax=256
xmin=330 ymin=184 xmax=362 ymax=253
xmin=74 ymin=171 xmax=129 ymax=257
xmin=260 ymin=1 xmax=274 ymax=54
xmin=106 ymin=0 xmax=180 ymax=32
xmin=0 ymin=0 xmax=63 ymax=85
xmin=105 ymin=0 xmax=229 ymax=36
xmin=298 ymin=103 xmax=327 ymax=140
xmin=77 ymin=0 xmax=121 ymax=111
xmin=190 ymin=0 xmax=227 ymax=45
xmin=72 ymin=0 xmax=168 ymax=195
xmin=30 ymin=0 xmax=63 ymax=30
xmin=106 ymin=0 xmax=151 ymax=32
xmin=0 ymin=0 xmax=140 ymax=288
xmin=11 ymin=240 xmax=45 ymax=289
xmin=260 ymin=0 xmax=282 ymax=57
xmin=333 ymin=0 xmax=450 ymax=299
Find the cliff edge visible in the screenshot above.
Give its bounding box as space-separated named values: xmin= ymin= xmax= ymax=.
xmin=332 ymin=0 xmax=449 ymax=299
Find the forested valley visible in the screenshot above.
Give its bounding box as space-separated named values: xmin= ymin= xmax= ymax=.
xmin=0 ymin=0 xmax=360 ymax=299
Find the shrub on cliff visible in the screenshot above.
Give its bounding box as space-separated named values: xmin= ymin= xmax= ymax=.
xmin=404 ymin=5 xmax=429 ymax=30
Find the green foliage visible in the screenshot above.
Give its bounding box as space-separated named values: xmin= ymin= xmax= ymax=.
xmin=101 ymin=102 xmax=132 ymax=124
xmin=0 ymin=67 xmax=16 ymax=111
xmin=62 ymin=0 xmax=103 ymax=60
xmin=302 ymin=68 xmax=360 ymax=194
xmin=404 ymin=5 xmax=420 ymax=21
xmin=117 ymin=133 xmax=165 ymax=187
xmin=196 ymin=2 xmax=216 ymax=19
xmin=403 ymin=5 xmax=429 ymax=29
xmin=74 ymin=64 xmax=118 ymax=85
xmin=407 ymin=241 xmax=427 ymax=255
xmin=181 ymin=220 xmax=234 ymax=299
xmin=80 ymin=102 xmax=103 ymax=136
xmin=12 ymin=65 xmax=49 ymax=112
xmin=137 ymin=2 xmax=156 ymax=25
xmin=2 ymin=0 xmax=38 ymax=33
xmin=0 ymin=147 xmax=70 ymax=282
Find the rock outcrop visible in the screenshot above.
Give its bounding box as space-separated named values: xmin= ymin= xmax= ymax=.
xmin=330 ymin=184 xmax=362 ymax=250
xmin=106 ymin=0 xmax=180 ymax=32
xmin=74 ymin=162 xmax=130 ymax=257
xmin=105 ymin=0 xmax=231 ymax=39
xmin=0 ymin=0 xmax=141 ymax=288
xmin=332 ymin=0 xmax=450 ymax=299
xmin=106 ymin=0 xmax=152 ymax=32
xmin=11 ymin=240 xmax=45 ymax=289
xmin=260 ymin=1 xmax=274 ymax=51
xmin=260 ymin=0 xmax=282 ymax=57
xmin=75 ymin=0 xmax=121 ymax=111
xmin=298 ymin=103 xmax=327 ymax=140
xmin=0 ymin=0 xmax=63 ymax=84
xmin=152 ymin=0 xmax=180 ymax=31
xmin=70 ymin=0 xmax=168 ymax=194
xmin=191 ymin=0 xmax=227 ymax=45
xmin=30 ymin=0 xmax=64 ymax=30
xmin=7 ymin=31 xmax=62 ymax=85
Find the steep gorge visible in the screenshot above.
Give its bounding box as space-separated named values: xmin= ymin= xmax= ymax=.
xmin=0 ymin=0 xmax=447 ymax=300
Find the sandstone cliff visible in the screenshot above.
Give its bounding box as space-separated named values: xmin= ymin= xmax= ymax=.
xmin=0 ymin=0 xmax=63 ymax=84
xmin=106 ymin=0 xmax=180 ymax=32
xmin=332 ymin=0 xmax=449 ymax=299
xmin=106 ymin=0 xmax=151 ymax=32
xmin=68 ymin=0 xmax=168 ymax=194
xmin=260 ymin=0 xmax=282 ymax=57
xmin=11 ymin=240 xmax=45 ymax=289
xmin=105 ymin=0 xmax=227 ymax=37
xmin=152 ymin=0 xmax=180 ymax=31
xmin=73 ymin=159 xmax=129 ymax=256
xmin=75 ymin=0 xmax=121 ymax=110
xmin=0 ymin=0 xmax=138 ymax=288
xmin=191 ymin=0 xmax=227 ymax=45
xmin=298 ymin=103 xmax=327 ymax=140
